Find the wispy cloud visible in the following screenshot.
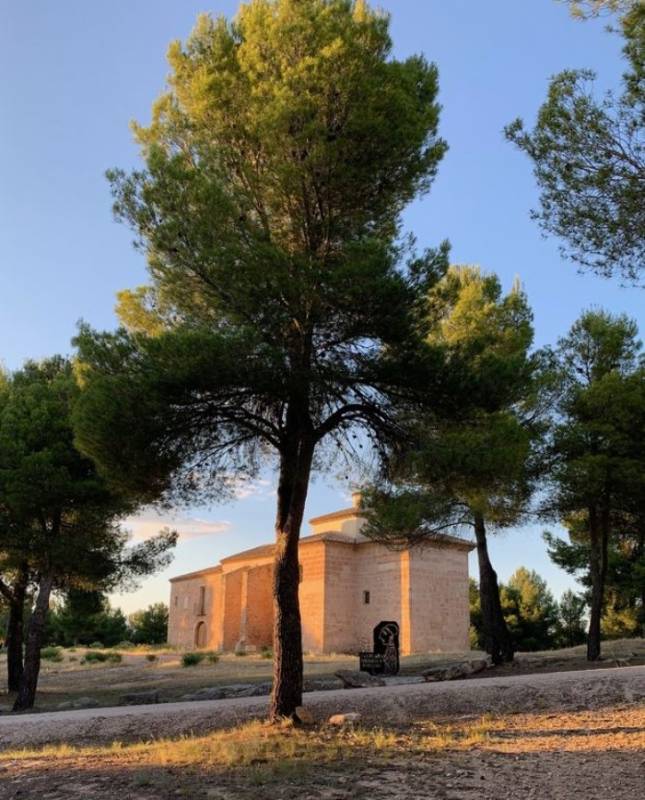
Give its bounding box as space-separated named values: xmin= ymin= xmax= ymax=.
xmin=124 ymin=513 xmax=231 ymax=542
xmin=222 ymin=476 xmax=275 ymax=501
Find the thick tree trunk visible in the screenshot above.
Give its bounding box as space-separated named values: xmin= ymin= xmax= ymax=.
xmin=6 ymin=566 xmax=28 ymax=693
xmin=270 ymin=434 xmax=314 ymax=721
xmin=13 ymin=573 xmax=54 ymax=712
xmin=473 ymin=512 xmax=514 ymax=665
xmin=587 ymin=507 xmax=608 ymax=661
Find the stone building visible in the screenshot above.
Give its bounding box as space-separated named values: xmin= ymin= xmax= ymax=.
xmin=167 ymin=494 xmax=473 ymax=655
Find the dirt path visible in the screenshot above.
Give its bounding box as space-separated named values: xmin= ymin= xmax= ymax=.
xmin=1 ymin=665 xmax=643 ymax=750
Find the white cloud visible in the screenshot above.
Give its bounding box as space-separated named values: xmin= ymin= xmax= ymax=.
xmin=222 ymin=476 xmax=275 ymax=501
xmin=124 ymin=513 xmax=231 ymax=542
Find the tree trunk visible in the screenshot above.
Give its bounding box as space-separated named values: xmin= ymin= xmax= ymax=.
xmin=13 ymin=573 xmax=54 ymax=712
xmin=6 ymin=566 xmax=28 ymax=693
xmin=587 ymin=506 xmax=608 ymax=661
xmin=270 ymin=433 xmax=314 ymax=721
xmin=473 ymin=512 xmax=514 ymax=665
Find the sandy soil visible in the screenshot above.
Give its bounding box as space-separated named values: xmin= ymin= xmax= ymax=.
xmin=0 ymin=705 xmax=643 ymax=799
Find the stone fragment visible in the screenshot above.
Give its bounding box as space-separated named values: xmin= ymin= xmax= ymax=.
xmin=334 ymin=670 xmax=386 ymax=688
xmin=57 ymin=697 xmax=100 ymax=710
xmin=295 ymin=706 xmax=315 ymax=725
xmin=181 ymin=687 xmax=226 ymax=702
xmin=328 ymin=712 xmax=361 ymax=725
xmin=421 ymin=659 xmax=490 ymax=682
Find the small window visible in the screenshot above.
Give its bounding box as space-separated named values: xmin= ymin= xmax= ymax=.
xmin=363 ymin=590 xmax=370 ymax=605
xmin=199 ymin=586 xmax=206 ymax=616
xmin=174 ymin=595 xmax=178 ymax=607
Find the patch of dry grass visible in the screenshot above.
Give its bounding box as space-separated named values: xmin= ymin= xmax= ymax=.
xmin=3 ymin=707 xmax=642 ymax=769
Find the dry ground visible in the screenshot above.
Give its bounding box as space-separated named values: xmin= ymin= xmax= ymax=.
xmin=0 ymin=706 xmax=643 ymax=799
xmin=1 ymin=638 xmax=644 ymax=714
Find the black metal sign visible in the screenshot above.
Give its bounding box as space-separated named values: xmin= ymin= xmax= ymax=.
xmin=359 ymin=651 xmax=384 ymax=674
xmin=359 ymin=621 xmax=400 ymax=676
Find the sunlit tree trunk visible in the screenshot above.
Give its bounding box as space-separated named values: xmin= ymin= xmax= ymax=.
xmin=270 ymin=425 xmax=314 ymax=720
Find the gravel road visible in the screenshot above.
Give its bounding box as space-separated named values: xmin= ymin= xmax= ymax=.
xmin=1 ymin=664 xmax=643 ymax=750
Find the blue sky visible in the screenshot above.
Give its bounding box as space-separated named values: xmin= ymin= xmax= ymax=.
xmin=1 ymin=1 xmax=642 ymax=614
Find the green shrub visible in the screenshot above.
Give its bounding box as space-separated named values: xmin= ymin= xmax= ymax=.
xmin=145 ymin=653 xmax=158 ymax=663
xmin=89 ymin=641 xmax=104 ymax=649
xmin=82 ymin=650 xmax=122 ymax=664
xmin=68 ymin=656 xmax=78 ymax=662
xmin=234 ymin=650 xmax=247 ymax=657
xmin=206 ymin=653 xmax=220 ymax=664
xmin=182 ymin=652 xmax=205 ymax=667
xmin=41 ymin=646 xmax=63 ymax=662
xmin=260 ymin=648 xmax=273 ymax=660
xmin=114 ymin=640 xmax=135 ymax=650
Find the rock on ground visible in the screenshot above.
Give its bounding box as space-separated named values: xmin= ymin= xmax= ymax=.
xmin=334 ymin=669 xmax=386 ymax=688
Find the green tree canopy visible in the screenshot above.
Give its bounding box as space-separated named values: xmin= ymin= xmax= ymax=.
xmin=0 ymin=358 xmax=176 ymax=709
xmin=542 ymin=310 xmax=645 ymax=659
xmin=46 ymin=590 xmax=130 ymax=648
xmin=506 ymin=3 xmax=644 ymax=284
xmin=361 ymin=266 xmax=546 ymax=664
xmin=72 ymin=0 xmax=461 ymax=719
xmin=500 ymin=567 xmax=560 ymax=652
xmin=129 ymin=602 xmax=169 ymax=645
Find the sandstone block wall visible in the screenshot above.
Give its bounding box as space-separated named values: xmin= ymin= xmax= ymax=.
xmin=322 ymin=541 xmax=359 ymax=653
xmin=168 ymin=570 xmax=221 ymax=649
xmin=408 ymin=543 xmax=470 ymax=652
xmin=353 ymin=543 xmax=404 ymax=652
xmin=244 ymin=564 xmax=273 ymax=649
xmin=299 ymin=541 xmax=326 ymax=652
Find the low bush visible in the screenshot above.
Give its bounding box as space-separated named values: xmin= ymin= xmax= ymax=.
xmin=40 ymin=646 xmax=63 ymax=662
xmin=115 ymin=640 xmax=135 ymax=650
xmin=82 ymin=650 xmax=122 ymax=665
xmin=182 ymin=652 xmax=205 ymax=667
xmin=88 ymin=641 xmax=104 ymax=649
xmin=260 ymin=648 xmax=273 ymax=660
xmin=145 ymin=654 xmax=158 ymax=663
xmin=206 ymin=652 xmax=220 ymax=664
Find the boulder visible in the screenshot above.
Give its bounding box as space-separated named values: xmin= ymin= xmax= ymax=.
xmin=121 ymin=690 xmax=159 ymax=705
xmin=422 ymin=659 xmax=489 ymax=682
xmin=328 ymin=712 xmax=361 ymax=726
xmin=221 ymin=682 xmax=272 ymax=698
xmin=304 ymin=678 xmax=344 ymax=692
xmin=295 ymin=706 xmax=315 ymax=725
xmin=334 ymin=670 xmax=386 ymax=688
xmin=57 ymin=697 xmax=100 ymax=711
xmin=181 ymin=687 xmax=226 ymax=702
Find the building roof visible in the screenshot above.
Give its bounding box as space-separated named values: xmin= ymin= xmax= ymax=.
xmin=170 ymin=525 xmax=474 ymax=583
xmin=308 ymin=506 xmax=362 ymax=526
xmin=169 ymin=564 xmax=222 ymax=583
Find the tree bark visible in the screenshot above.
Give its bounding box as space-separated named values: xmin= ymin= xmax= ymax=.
xmin=13 ymin=573 xmax=54 ymax=712
xmin=587 ymin=505 xmax=608 ymax=661
xmin=6 ymin=565 xmax=29 ymax=693
xmin=473 ymin=512 xmax=514 ymax=665
xmin=270 ymin=432 xmax=314 ymax=721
